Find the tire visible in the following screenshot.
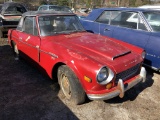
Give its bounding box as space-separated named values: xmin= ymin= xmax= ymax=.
xmin=12 ymin=41 xmax=19 ymax=60
xmin=58 ymin=65 xmax=86 ymax=105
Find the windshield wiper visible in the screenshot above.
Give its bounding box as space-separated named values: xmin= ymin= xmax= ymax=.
xmin=53 ymin=31 xmax=71 ymax=35
xmin=69 ymin=30 xmax=85 ymax=33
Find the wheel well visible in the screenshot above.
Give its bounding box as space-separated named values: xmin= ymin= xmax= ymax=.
xmin=52 ymin=62 xmax=65 ymax=81
xmin=10 ymin=40 xmax=15 ymax=48
xmin=86 ymin=30 xmax=94 ymax=33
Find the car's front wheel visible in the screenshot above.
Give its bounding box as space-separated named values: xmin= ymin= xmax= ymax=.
xmin=58 ymin=65 xmax=85 ymax=105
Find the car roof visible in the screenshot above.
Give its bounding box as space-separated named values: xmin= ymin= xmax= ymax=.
xmin=96 ymin=7 xmax=160 ymax=12
xmin=22 ymin=11 xmax=75 ymax=17
xmin=39 ymin=5 xmax=69 ymax=8
xmin=39 ymin=5 xmax=58 ymax=7
xmin=86 ymin=7 xmax=160 ymax=21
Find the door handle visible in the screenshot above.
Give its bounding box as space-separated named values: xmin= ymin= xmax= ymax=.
xmin=104 ymin=28 xmax=110 ymax=31
xmin=36 ymin=45 xmax=39 ymax=48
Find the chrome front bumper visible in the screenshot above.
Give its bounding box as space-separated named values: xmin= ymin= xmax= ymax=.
xmin=87 ymin=67 xmax=146 ymax=100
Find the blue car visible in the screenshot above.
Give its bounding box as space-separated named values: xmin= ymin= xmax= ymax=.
xmin=80 ymin=7 xmax=160 ymax=71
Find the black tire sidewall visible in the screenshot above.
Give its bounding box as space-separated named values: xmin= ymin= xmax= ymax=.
xmin=12 ymin=41 xmax=19 ymax=59
xmin=58 ymin=65 xmax=85 ymax=105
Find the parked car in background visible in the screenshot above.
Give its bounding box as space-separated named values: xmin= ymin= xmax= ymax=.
xmin=8 ymin=11 xmax=146 ymax=105
xmin=0 ymin=2 xmax=27 ymax=38
xmin=0 ymin=4 xmax=2 ymax=10
xmin=38 ymin=5 xmax=72 ymax=13
xmin=80 ymin=7 xmax=160 ymax=71
xmin=74 ymin=11 xmax=88 ymax=19
xmin=138 ymin=5 xmax=160 ymax=10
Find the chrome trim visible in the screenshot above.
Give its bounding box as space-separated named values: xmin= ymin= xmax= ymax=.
xmin=88 ymin=67 xmax=146 ymax=100
xmin=143 ymin=63 xmax=159 ymax=71
xmin=40 ymin=50 xmax=58 ymax=58
xmin=48 ymin=52 xmax=58 ymax=58
xmin=141 ymin=51 xmax=146 ymax=59
xmin=139 ymin=12 xmax=151 ymax=32
xmin=0 ymin=25 xmax=17 ymax=27
xmin=117 ymin=79 xmax=124 ymax=98
xmin=96 ymin=66 xmax=114 ymax=85
xmin=140 ymin=67 xmax=146 ymax=82
xmin=88 ymin=90 xmax=120 ymax=100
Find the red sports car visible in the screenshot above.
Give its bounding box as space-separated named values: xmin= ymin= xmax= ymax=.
xmin=8 ymin=11 xmax=146 ymax=105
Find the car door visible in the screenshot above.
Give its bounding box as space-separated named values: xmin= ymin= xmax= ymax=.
xmin=94 ymin=10 xmax=117 ymax=37
xmin=142 ymin=11 xmax=160 ymax=69
xmin=111 ymin=11 xmax=150 ymax=49
xmin=81 ymin=10 xmax=115 ymax=37
xmin=18 ymin=16 xmax=40 ymax=63
xmin=144 ymin=32 xmax=160 ymax=69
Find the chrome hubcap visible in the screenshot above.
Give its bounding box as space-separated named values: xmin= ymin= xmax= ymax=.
xmin=61 ymin=74 xmax=71 ymax=99
xmin=14 ymin=44 xmax=19 ymax=54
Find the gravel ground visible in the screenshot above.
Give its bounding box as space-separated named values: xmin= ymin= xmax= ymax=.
xmin=0 ymin=38 xmax=160 ymax=120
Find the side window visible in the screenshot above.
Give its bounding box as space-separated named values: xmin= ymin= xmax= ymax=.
xmin=39 ymin=7 xmax=43 ymax=11
xmin=96 ymin=11 xmax=110 ymax=24
xmin=39 ymin=6 xmax=48 ymax=11
xmin=111 ymin=11 xmax=138 ymax=29
xmin=138 ymin=15 xmax=147 ymax=31
xmin=42 ymin=6 xmax=48 ymax=11
xmin=96 ymin=10 xmax=144 ymax=30
xmin=143 ymin=12 xmax=160 ymax=32
xmin=23 ymin=17 xmax=38 ymax=36
xmin=108 ymin=11 xmax=147 ymax=31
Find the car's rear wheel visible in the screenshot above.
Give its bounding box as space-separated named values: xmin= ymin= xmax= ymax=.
xmin=12 ymin=41 xmax=19 ymax=60
xmin=58 ymin=65 xmax=85 ymax=105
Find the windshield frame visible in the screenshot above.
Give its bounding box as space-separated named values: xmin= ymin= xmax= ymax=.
xmin=38 ymin=15 xmax=85 ymax=36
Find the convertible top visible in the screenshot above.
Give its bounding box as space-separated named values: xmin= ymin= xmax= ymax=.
xmin=22 ymin=10 xmax=75 ymax=17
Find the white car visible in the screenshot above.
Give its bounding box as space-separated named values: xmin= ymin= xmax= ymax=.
xmin=138 ymin=5 xmax=160 ymax=10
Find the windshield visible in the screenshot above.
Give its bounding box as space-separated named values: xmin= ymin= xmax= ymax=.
xmin=4 ymin=4 xmax=27 ymax=15
xmin=38 ymin=15 xmax=85 ymax=36
xmin=143 ymin=11 xmax=160 ymax=32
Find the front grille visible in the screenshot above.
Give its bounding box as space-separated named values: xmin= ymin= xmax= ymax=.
xmin=115 ymin=63 xmax=141 ymax=84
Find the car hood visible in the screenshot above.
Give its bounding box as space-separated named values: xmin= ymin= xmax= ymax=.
xmin=54 ymin=32 xmax=132 ymax=61
xmin=1 ymin=15 xmax=21 ymax=21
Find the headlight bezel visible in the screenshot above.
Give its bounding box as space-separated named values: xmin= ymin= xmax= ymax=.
xmin=96 ymin=66 xmax=114 ymax=85
xmin=142 ymin=51 xmax=146 ymax=59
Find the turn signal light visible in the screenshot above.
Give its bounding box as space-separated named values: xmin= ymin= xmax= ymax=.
xmin=84 ymin=76 xmax=92 ymax=83
xmin=106 ymin=82 xmax=112 ymax=89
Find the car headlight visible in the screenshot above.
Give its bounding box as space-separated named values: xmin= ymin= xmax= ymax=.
xmin=96 ymin=66 xmax=114 ymax=85
xmin=142 ymin=51 xmax=146 ymax=59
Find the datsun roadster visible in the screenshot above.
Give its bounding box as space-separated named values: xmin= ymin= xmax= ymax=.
xmin=8 ymin=11 xmax=146 ymax=105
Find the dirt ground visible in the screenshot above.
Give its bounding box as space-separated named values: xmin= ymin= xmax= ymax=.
xmin=0 ymin=37 xmax=160 ymax=120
